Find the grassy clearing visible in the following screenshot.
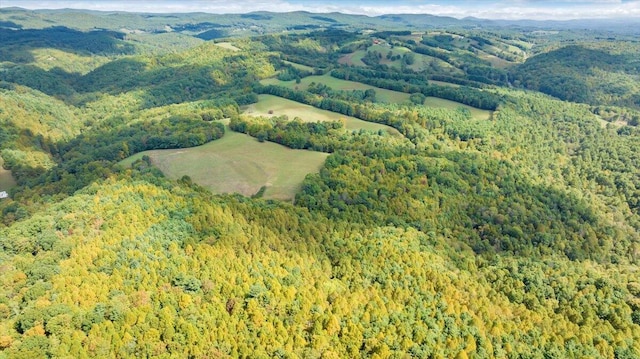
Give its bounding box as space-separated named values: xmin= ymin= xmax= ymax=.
xmin=337 ymin=47 xmax=460 ymax=75
xmin=261 ymin=74 xmax=410 ymax=104
xmin=409 ymin=52 xmax=461 ymax=74
xmin=244 ymin=94 xmax=400 ymax=134
xmin=283 ymin=60 xmax=314 ymax=72
xmin=119 ymin=128 xmax=328 ymax=201
xmin=428 ymin=79 xmax=460 ymax=88
xmin=214 ymin=42 xmax=240 ymax=51
xmin=0 ymin=158 xmax=16 ymax=192
xmin=30 ymin=48 xmax=111 ymax=74
xmin=479 ymin=52 xmax=515 ymax=68
xmin=338 ymin=50 xmax=366 ymax=66
xmin=424 ymin=97 xmax=492 ymax=120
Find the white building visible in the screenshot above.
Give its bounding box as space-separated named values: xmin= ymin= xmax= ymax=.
xmin=0 ymin=191 xmax=8 ymax=199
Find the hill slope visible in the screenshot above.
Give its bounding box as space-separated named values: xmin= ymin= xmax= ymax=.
xmin=1 ymin=8 xmax=640 ymax=358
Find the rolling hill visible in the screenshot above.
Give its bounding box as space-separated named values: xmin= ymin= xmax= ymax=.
xmin=0 ymin=7 xmax=639 ymax=358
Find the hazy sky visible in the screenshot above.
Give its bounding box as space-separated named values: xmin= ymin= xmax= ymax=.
xmin=2 ymin=0 xmax=640 ymax=20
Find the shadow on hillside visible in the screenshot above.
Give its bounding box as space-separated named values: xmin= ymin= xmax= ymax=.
xmin=2 ymin=53 xmax=253 ymax=110
xmin=0 ymin=26 xmax=135 ymax=63
xmin=0 ymin=64 xmax=80 ymax=97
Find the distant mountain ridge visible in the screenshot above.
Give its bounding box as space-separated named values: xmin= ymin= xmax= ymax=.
xmin=1 ymin=7 xmax=639 ymax=35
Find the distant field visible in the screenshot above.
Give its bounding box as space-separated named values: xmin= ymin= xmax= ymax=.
xmin=119 ymin=128 xmax=328 ymax=201
xmin=244 ymin=94 xmax=400 ymax=134
xmin=0 ymin=158 xmax=16 ymax=193
xmin=424 ymin=97 xmax=492 ymax=120
xmin=214 ymin=42 xmax=240 ymax=51
xmin=428 ymin=79 xmax=460 ymax=88
xmin=283 ymin=60 xmax=314 ymax=72
xmin=338 ymin=47 xmax=461 ymax=75
xmin=481 ymin=54 xmax=513 ymax=68
xmin=261 ymin=74 xmax=410 ymax=104
xmin=338 ymin=50 xmax=367 ymax=66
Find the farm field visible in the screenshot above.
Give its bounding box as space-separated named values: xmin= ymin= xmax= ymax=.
xmin=338 ymin=47 xmax=460 ymax=74
xmin=282 ymin=60 xmax=314 ymax=72
xmin=424 ymin=96 xmax=493 ymax=120
xmin=338 ymin=50 xmax=367 ymax=66
xmin=428 ymin=79 xmax=460 ymax=87
xmin=244 ymin=94 xmax=401 ymax=134
xmin=119 ymin=127 xmax=328 ymax=201
xmin=261 ymin=74 xmax=410 ymax=103
xmin=214 ymin=42 xmax=240 ymax=51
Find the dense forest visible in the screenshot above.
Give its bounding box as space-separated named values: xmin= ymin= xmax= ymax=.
xmin=1 ymin=7 xmax=640 ymax=358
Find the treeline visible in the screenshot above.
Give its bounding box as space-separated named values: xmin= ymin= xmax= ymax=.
xmin=11 ymin=116 xmax=224 ymax=201
xmin=57 ymin=116 xmax=224 ymax=162
xmin=275 ymin=62 xmax=314 ymax=82
xmin=255 ymin=85 xmax=419 ymax=141
xmin=230 ymin=116 xmax=344 ymax=152
xmin=307 ymin=82 xmax=377 ymax=103
xmin=255 ymin=84 xmax=487 ymax=147
xmin=331 ymin=67 xmax=501 ymax=110
xmin=229 ymin=115 xmax=409 ymax=156
xmin=371 ymin=30 xmax=412 ymax=39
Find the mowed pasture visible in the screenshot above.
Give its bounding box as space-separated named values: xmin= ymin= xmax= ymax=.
xmin=424 ymin=96 xmax=492 ymax=120
xmin=214 ymin=42 xmax=240 ymax=51
xmin=283 ymin=60 xmax=314 ymax=72
xmin=244 ymin=94 xmax=400 ymax=134
xmin=338 ymin=50 xmax=367 ymax=66
xmin=119 ymin=128 xmax=328 ymax=201
xmin=261 ymin=74 xmax=410 ymax=104
xmin=339 ymin=44 xmax=461 ymax=75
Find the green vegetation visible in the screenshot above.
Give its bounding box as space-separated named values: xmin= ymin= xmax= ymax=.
xmin=244 ymin=94 xmax=399 ymax=133
xmin=511 ymin=43 xmax=640 ymax=110
xmin=1 ymin=7 xmax=640 ymax=358
xmin=423 ymin=96 xmax=492 ymax=120
xmin=262 ymin=74 xmax=411 ymax=103
xmin=213 ymin=42 xmax=240 ymax=51
xmin=120 ymin=128 xmax=328 ymax=201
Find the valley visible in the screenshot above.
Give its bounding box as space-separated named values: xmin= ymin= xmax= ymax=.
xmin=0 ymin=5 xmax=639 ymax=358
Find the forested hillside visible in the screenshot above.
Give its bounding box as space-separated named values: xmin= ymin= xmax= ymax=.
xmin=1 ymin=7 xmax=640 ymax=358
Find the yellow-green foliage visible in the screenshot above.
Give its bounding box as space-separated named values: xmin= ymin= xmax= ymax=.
xmin=1 ymin=177 xmax=638 ymax=358
xmin=28 ymin=48 xmax=110 ymax=75
xmin=0 ymin=148 xmax=55 ymax=172
xmin=0 ymin=85 xmax=80 ymax=140
xmin=244 ymin=94 xmax=397 ymax=132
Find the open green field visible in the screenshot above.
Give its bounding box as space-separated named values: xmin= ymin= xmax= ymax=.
xmin=119 ymin=128 xmax=328 ymax=201
xmin=283 ymin=60 xmax=314 ymax=72
xmin=214 ymin=42 xmax=240 ymax=51
xmin=0 ymin=158 xmax=16 ymax=193
xmin=365 ymin=45 xmax=453 ymax=73
xmin=424 ymin=97 xmax=493 ymax=120
xmin=338 ymin=50 xmax=367 ymax=66
xmin=428 ymin=79 xmax=460 ymax=88
xmin=244 ymin=94 xmax=400 ymax=134
xmin=479 ymin=52 xmax=514 ymax=68
xmin=261 ymin=74 xmax=410 ymax=104
xmin=338 ymin=47 xmax=460 ymax=74
xmin=408 ymin=51 xmax=461 ymax=73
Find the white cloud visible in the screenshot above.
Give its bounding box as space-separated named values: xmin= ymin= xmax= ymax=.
xmin=2 ymin=0 xmax=640 ymax=20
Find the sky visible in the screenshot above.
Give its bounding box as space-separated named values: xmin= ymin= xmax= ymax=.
xmin=2 ymin=0 xmax=640 ymax=20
